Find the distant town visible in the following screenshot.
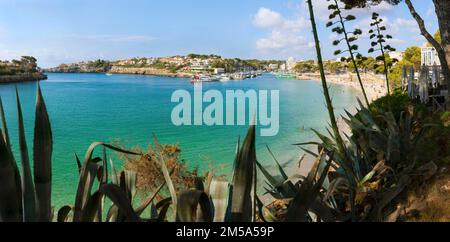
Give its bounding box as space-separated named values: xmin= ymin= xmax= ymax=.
xmin=0 ymin=43 xmax=441 ymax=85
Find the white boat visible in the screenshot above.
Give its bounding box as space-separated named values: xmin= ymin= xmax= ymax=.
xmin=231 ymin=73 xmax=245 ymax=80
xmin=106 ymin=73 xmax=113 ymax=76
xmin=191 ymin=74 xmax=219 ymax=83
xmin=220 ymin=74 xmax=231 ymax=82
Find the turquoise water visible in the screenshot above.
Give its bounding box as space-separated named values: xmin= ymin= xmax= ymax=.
xmin=0 ymin=73 xmax=360 ymax=208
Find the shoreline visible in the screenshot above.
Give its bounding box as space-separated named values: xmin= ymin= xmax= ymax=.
xmin=259 ymin=72 xmax=389 ymax=205
xmin=0 ymin=72 xmax=48 ymax=84
xmin=296 ymin=72 xmax=388 ymax=102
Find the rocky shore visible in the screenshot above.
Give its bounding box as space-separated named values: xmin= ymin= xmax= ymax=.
xmin=108 ymin=66 xmax=193 ymax=78
xmin=0 ymin=72 xmax=48 ymax=84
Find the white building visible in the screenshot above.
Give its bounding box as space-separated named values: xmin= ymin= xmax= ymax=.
xmin=388 ymin=51 xmax=404 ymax=62
xmin=268 ymin=63 xmax=279 ymax=70
xmin=421 ymin=46 xmax=441 ymax=66
xmin=286 ymin=57 xmax=297 ymax=71
xmin=189 ymin=59 xmax=210 ymax=72
xmin=214 ymin=68 xmax=225 ymax=74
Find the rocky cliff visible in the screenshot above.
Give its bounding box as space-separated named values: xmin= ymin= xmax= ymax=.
xmin=108 ymin=66 xmax=193 ymax=78
xmin=0 ymin=72 xmax=47 ymax=84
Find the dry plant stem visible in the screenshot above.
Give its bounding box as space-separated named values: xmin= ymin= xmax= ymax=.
xmin=307 ymin=0 xmax=357 ymax=220
xmin=334 ymin=0 xmax=370 ymax=106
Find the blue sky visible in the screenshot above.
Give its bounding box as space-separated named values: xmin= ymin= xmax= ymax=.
xmin=0 ymin=0 xmax=439 ymax=68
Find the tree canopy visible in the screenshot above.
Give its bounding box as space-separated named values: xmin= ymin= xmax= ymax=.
xmin=342 ymin=0 xmax=401 ymax=8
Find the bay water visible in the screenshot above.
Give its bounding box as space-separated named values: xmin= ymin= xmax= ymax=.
xmin=0 ymin=73 xmax=360 ymax=207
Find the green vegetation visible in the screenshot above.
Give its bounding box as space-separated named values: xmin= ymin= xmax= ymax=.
xmin=293 ymin=60 xmax=319 ymax=73
xmin=187 ymin=54 xmax=221 ymax=60
xmin=428 ymin=31 xmax=442 ymax=46
xmin=388 ymin=46 xmax=421 ymax=87
xmin=87 ymin=59 xmax=111 ymax=71
xmin=0 ymin=0 xmax=448 ymax=223
xmin=0 ymin=56 xmax=39 ymax=75
xmin=0 ymin=83 xmax=52 ymax=222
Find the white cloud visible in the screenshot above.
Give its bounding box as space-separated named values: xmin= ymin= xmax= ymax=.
xmin=253 ymin=8 xmax=284 ymax=28
xmin=392 ymin=18 xmax=418 ymax=34
xmin=256 ymin=30 xmax=310 ymax=51
xmin=253 ymin=7 xmax=311 ymax=55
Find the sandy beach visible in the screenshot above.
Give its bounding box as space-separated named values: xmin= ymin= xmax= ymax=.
xmin=296 ymin=72 xmax=388 ymax=102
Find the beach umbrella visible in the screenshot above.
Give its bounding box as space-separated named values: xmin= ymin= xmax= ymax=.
xmin=401 ymin=65 xmax=407 ymax=90
xmin=431 ymin=65 xmax=439 ymax=88
xmin=419 ymin=65 xmax=429 ymax=104
xmin=408 ymin=66 xmax=414 ymax=98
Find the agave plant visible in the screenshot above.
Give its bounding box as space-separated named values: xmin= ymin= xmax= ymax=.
xmin=0 ymin=83 xmax=52 ymax=222
xmin=288 ymin=97 xmax=439 ymax=221
xmin=58 ymin=141 xmax=185 ymax=222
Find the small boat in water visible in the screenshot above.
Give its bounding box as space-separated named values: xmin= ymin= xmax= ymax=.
xmin=219 ymin=74 xmax=231 ymax=82
xmin=106 ymin=73 xmax=113 ymax=76
xmin=190 ymin=74 xmax=220 ymax=83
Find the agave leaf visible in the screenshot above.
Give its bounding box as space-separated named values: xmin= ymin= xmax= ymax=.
xmin=100 ymin=184 xmax=140 ymax=222
xmin=73 ymin=142 xmax=140 ymax=221
xmin=265 ymin=146 xmax=298 ymax=195
xmin=33 ymin=83 xmax=53 ymax=222
xmin=285 ymin=152 xmax=331 ymax=222
xmin=0 ymin=122 xmax=22 ymax=222
xmin=256 ymin=161 xmax=279 ymax=190
xmin=120 ymin=170 xmax=137 ymax=201
xmin=150 ymin=203 xmax=158 ymax=219
xmin=109 ymin=158 xmax=118 ymax=185
xmin=16 ymin=88 xmax=37 ymax=222
xmin=75 ymin=154 xmax=82 ymax=174
xmin=209 ymin=179 xmax=230 ymax=222
xmin=135 ymin=183 xmax=165 ymax=216
xmin=312 ymin=129 xmax=335 ymax=152
xmin=80 ymin=191 xmax=102 ymax=222
xmin=73 ymin=162 xmax=99 ymax=221
xmin=57 ymin=205 xmax=72 ymax=222
xmin=0 ymin=97 xmax=11 ymax=148
xmin=309 ymin=197 xmax=336 ymax=222
xmin=224 ymin=184 xmax=233 ymax=222
xmin=265 ymin=146 xmax=288 ymax=180
xmin=135 ymin=168 xmax=175 ymax=216
xmin=106 ymin=204 xmax=119 ymax=222
xmin=256 ymin=161 xmax=296 ymax=199
xmin=293 ymin=141 xmax=322 ymax=146
xmin=195 ymin=177 xmax=205 ymax=191
xmin=101 ymin=147 xmax=108 ymax=184
xmin=300 ymin=147 xmax=319 ymax=158
xmin=152 ymin=134 xmax=177 ymax=214
xmin=230 ymin=125 xmax=256 ymax=222
xmin=157 ymin=199 xmax=172 ymax=222
xmin=176 ymin=190 xmax=213 ymax=222
xmin=323 ymin=177 xmax=348 ymax=202
xmin=371 ymin=175 xmax=411 ymax=221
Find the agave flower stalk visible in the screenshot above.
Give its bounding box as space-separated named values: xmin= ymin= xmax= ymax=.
xmin=327 ymin=0 xmax=370 ymax=107
xmin=307 ymin=0 xmax=346 ymax=160
xmin=368 ymin=12 xmax=398 ymax=95
xmin=308 ymin=0 xmax=362 ymax=221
